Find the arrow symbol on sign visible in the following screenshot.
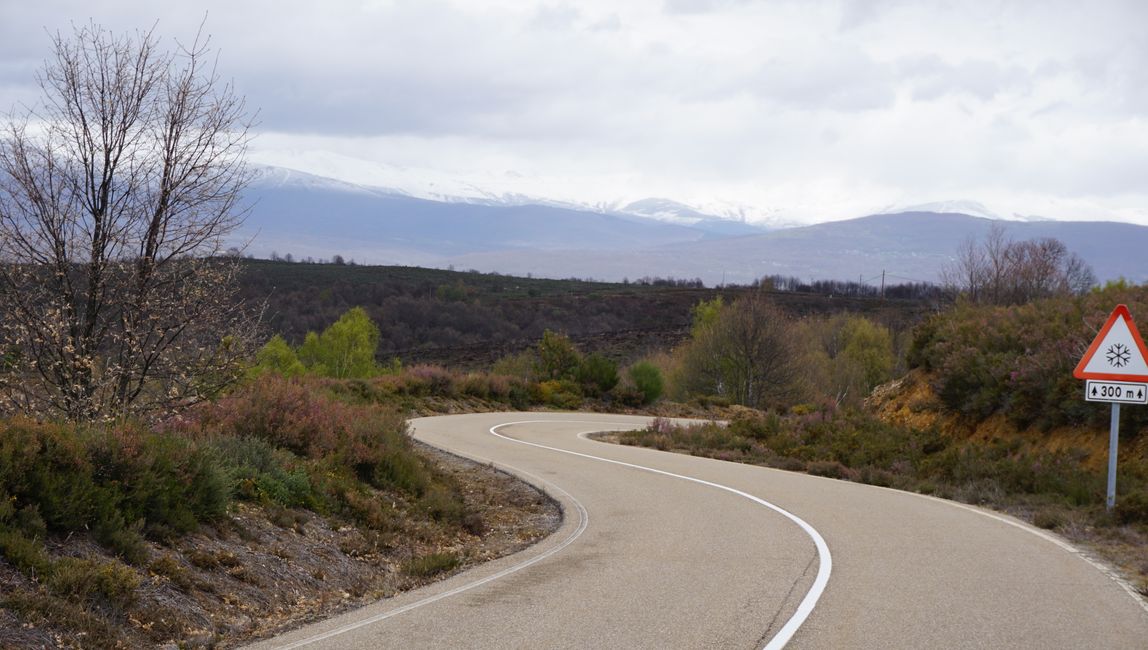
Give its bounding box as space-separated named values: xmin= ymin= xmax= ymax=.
xmin=1092 ymin=386 xmax=1099 ymax=396
xmin=1140 ymin=389 xmax=1145 ymax=399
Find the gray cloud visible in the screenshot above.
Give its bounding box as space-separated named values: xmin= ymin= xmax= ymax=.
xmin=1 ymin=0 xmax=1146 ymax=224
xmin=899 ymin=55 xmax=1030 ymax=102
xmin=663 ymin=0 xmax=745 ymax=15
xmin=753 ymin=48 xmax=895 ymax=111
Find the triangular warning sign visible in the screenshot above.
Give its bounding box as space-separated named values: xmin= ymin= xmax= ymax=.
xmin=1074 ymin=304 xmax=1148 ymax=381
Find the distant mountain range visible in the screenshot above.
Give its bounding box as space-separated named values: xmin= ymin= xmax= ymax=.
xmin=235 ymin=166 xmax=1148 ymax=287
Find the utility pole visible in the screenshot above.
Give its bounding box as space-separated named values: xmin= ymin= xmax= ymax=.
xmin=881 ymin=270 xmax=886 ymax=299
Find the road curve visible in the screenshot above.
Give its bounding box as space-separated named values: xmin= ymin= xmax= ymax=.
xmin=248 ymin=412 xmax=1148 ymax=649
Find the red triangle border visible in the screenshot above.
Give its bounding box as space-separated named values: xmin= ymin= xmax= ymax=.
xmin=1074 ymin=304 xmax=1148 ymax=382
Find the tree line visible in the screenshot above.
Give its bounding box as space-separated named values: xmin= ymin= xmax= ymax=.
xmin=941 ymin=224 xmax=1095 ymax=305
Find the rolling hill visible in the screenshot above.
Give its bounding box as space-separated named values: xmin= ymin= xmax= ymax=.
xmin=235 ymin=167 xmax=1148 ymax=286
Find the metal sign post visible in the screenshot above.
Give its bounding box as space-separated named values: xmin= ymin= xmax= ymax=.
xmin=1107 ymin=403 xmax=1120 ymax=510
xmin=1073 ymin=304 xmax=1148 ymax=511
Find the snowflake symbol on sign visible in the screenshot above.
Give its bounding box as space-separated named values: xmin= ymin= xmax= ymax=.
xmin=1107 ymin=343 xmax=1131 ymax=368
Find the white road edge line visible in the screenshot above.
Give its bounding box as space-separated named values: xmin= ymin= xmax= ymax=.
xmin=270 ymin=455 xmax=591 ymax=649
xmin=491 ymin=419 xmax=832 ymax=650
xmin=907 ymin=491 xmax=1148 ymax=615
xmin=269 ymin=416 xmax=834 ymax=650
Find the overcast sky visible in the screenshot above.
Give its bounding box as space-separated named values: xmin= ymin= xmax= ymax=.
xmin=3 ymin=0 xmax=1147 ymax=225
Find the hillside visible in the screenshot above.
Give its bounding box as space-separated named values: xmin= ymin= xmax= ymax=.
xmin=234 ymin=168 xmax=1148 ymax=287
xmin=0 ymin=381 xmax=561 ymax=648
xmin=237 ymin=259 xmax=930 ymax=369
xmin=236 ymin=167 xmax=761 ymax=267
xmin=440 ymin=212 xmax=1148 ymax=286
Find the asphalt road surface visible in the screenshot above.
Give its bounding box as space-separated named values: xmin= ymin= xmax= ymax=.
xmin=248 ymin=412 xmax=1148 ymax=649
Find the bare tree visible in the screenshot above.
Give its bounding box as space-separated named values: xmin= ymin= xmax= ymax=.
xmin=941 ymin=233 xmax=987 ymax=302
xmin=940 ymin=224 xmax=1096 ymax=306
xmin=0 ymin=23 xmax=259 ymax=421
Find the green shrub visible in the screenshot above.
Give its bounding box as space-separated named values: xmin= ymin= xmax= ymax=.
xmin=370 ymin=448 xmax=432 ymax=496
xmin=252 ymin=334 xmax=306 ymax=377
xmin=576 ymin=354 xmax=619 ymax=396
xmin=338 ymin=488 xmax=396 ymax=531
xmin=534 ymin=380 xmax=583 ymax=409
xmin=537 ymin=330 xmax=581 ymax=381
xmin=907 ymin=286 xmax=1148 ymax=431
xmin=0 ymin=419 xmax=97 ymax=533
xmin=297 ymin=307 xmax=381 ymax=378
xmin=0 ymin=419 xmax=227 ymax=554
xmin=96 ymin=519 xmax=148 ymax=565
xmin=12 ymin=505 xmax=47 ymax=541
xmin=0 ymin=527 xmax=53 ymax=576
xmin=728 ymin=412 xmax=782 ymax=440
xmin=211 ymin=436 xmax=316 ymax=509
xmin=87 ymin=429 xmax=230 ymax=540
xmin=458 ymin=372 xmax=492 ymax=399
xmin=628 ymin=362 xmax=664 ymax=404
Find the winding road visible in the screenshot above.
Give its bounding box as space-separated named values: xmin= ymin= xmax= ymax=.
xmin=249 ymin=412 xmax=1148 ymax=649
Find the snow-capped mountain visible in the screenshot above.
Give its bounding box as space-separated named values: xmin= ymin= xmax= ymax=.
xmin=246 ymin=155 xmax=781 ymax=229
xmin=612 ymin=198 xmax=771 ymax=235
xmin=238 ymin=165 xmax=735 ymax=265
xmin=879 ymin=200 xmax=1000 ymax=220
xmin=236 ymin=164 xmax=1148 ymax=287
xmin=435 ymin=212 xmax=1148 ymax=287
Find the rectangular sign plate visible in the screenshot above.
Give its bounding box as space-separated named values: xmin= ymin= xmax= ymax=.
xmin=1085 ymin=380 xmax=1148 ymax=404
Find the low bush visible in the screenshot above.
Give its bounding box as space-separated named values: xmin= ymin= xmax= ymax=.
xmin=0 ymin=418 xmax=226 ymax=559
xmin=210 ymin=436 xmax=316 ymax=509
xmin=148 ymin=554 xmax=193 ymax=591
xmin=806 ymin=460 xmax=856 ymax=481
xmin=403 ymin=365 xmax=459 ymax=397
xmin=419 ymin=485 xmax=466 ymax=525
xmin=170 ymin=377 xmax=476 ymax=535
xmin=908 ymin=285 xmax=1148 ymax=432
xmin=48 ymin=557 xmax=139 ymax=609
xmin=402 ymin=552 xmax=461 ymax=578
xmin=628 ymin=362 xmax=664 ymax=405
xmin=576 ymin=354 xmax=619 ymax=396
xmin=2 ymin=590 xmax=124 ymax=648
xmin=0 ymin=527 xmax=53 ymax=576
xmin=621 ymin=409 xmax=1117 ymax=511
xmin=534 ymin=380 xmax=584 ymax=410
xmin=1032 ymin=509 xmax=1067 ymax=530
xmin=1114 ymin=490 xmax=1148 ymax=525
xmin=370 ymin=446 xmax=433 ymax=496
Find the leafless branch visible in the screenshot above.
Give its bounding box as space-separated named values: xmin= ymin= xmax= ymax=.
xmin=0 ymin=22 xmax=259 ymax=421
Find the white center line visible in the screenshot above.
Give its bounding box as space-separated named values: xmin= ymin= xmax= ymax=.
xmin=490 ymin=419 xmax=832 ymax=650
